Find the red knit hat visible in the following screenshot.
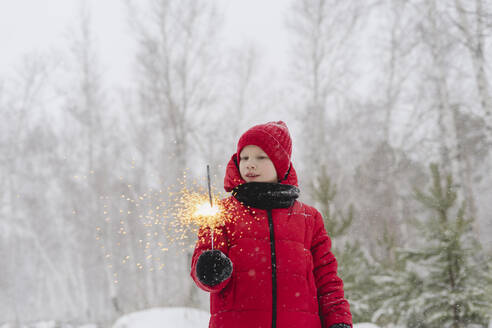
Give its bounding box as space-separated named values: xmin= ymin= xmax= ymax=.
xmin=237 ymin=121 xmax=292 ymax=181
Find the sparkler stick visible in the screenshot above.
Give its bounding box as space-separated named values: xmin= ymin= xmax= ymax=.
xmin=207 ymin=165 xmax=213 ymax=207
xmin=207 ymin=164 xmax=214 ymax=250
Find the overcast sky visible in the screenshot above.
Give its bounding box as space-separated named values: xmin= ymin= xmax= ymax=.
xmin=0 ymin=0 xmax=291 ymax=84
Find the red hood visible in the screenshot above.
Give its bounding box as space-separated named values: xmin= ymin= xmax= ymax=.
xmin=223 ymin=153 xmax=298 ymax=192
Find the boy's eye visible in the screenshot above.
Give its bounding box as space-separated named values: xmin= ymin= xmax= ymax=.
xmin=258 ymin=156 xmax=267 ymax=159
xmin=240 ymin=156 xmax=248 ymax=161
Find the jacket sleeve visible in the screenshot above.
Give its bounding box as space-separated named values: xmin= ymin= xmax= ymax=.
xmin=311 ymin=210 xmax=353 ymax=328
xmin=190 ymin=224 xmax=231 ymax=293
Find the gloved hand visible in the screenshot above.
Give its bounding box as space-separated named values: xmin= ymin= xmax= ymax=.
xmin=196 ymin=250 xmax=233 ymax=287
xmin=329 ymin=324 xmax=351 ymax=328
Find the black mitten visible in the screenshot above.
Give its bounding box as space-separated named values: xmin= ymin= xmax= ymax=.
xmin=196 ymin=250 xmax=233 ymax=286
xmin=329 ymin=324 xmax=351 ymax=328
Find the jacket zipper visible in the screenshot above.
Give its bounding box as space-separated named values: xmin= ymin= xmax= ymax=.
xmin=267 ymin=209 xmax=277 ymax=328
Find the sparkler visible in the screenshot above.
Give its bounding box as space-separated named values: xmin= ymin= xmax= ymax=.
xmin=172 ymin=165 xmax=230 ymax=250
xmin=207 ymin=165 xmax=215 ymax=249
xmin=188 ymin=164 xmax=231 ymax=250
xmin=96 ymin=162 xmax=230 ymax=279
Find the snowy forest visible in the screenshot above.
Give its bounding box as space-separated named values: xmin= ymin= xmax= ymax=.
xmin=1 ymin=0 xmax=492 ymax=327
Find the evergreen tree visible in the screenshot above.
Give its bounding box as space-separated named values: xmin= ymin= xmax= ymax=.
xmin=311 ymin=168 xmax=377 ymax=323
xmin=372 ymin=163 xmax=492 ymax=328
xmin=311 ymin=168 xmax=353 ymax=237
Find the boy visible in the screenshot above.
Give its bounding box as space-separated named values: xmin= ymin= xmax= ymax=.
xmin=191 ymin=121 xmax=352 ymax=328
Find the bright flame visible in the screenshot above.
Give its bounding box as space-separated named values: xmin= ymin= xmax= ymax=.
xmin=95 ymin=171 xmax=235 ymax=278
xmin=194 ymin=202 xmax=220 ymax=217
xmin=173 ymin=187 xmax=230 ymax=231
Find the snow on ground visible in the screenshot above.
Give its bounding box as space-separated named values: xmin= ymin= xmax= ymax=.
xmin=113 ymin=307 xmax=379 ymax=328
xmin=6 ymin=309 xmax=492 ymax=328
xmin=112 ymin=307 xmax=209 ymax=328
xmin=112 ymin=307 xmax=381 ymax=328
xmin=0 ymin=308 xmax=394 ymax=328
xmin=0 ymin=322 xmax=97 ymax=328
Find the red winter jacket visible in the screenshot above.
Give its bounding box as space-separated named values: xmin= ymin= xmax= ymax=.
xmin=191 ymin=155 xmax=352 ymax=328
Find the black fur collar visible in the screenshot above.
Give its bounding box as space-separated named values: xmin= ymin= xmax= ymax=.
xmin=232 ymin=182 xmax=300 ymax=210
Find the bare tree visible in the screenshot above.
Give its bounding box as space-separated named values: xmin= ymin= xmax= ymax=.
xmin=225 ymin=46 xmax=259 ymax=143
xmin=0 ymin=54 xmax=84 ymax=321
xmin=452 ymin=0 xmax=492 ymax=145
xmin=286 ymin=0 xmax=377 ymax=192
xmin=200 ymin=44 xmax=263 ymax=180
xmin=409 ymin=0 xmax=492 ymax=237
xmin=443 ymin=0 xmax=492 ymax=231
xmin=286 ymin=0 xmax=388 ymax=252
xmin=59 ymin=2 xmax=116 ymax=321
xmin=128 ymin=0 xmax=221 ymax=177
xmin=126 ymin=0 xmax=222 ymax=308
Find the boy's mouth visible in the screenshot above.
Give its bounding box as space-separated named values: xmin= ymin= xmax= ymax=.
xmin=246 ymin=173 xmax=259 ymax=178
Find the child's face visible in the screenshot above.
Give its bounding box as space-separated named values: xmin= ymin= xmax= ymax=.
xmin=239 ymin=145 xmax=278 ymax=183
